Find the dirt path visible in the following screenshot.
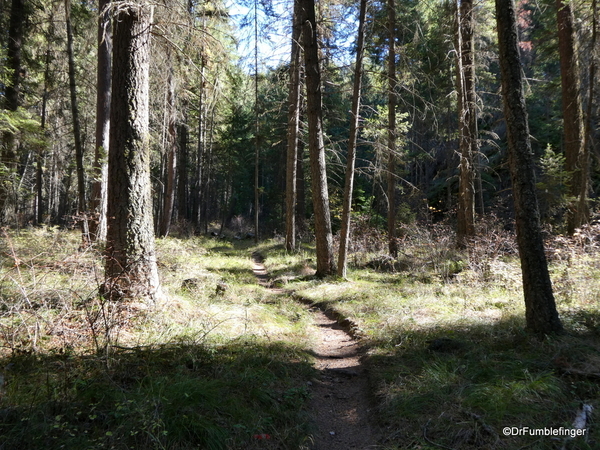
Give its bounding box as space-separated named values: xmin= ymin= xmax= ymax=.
xmin=251 ymin=253 xmax=378 ymax=450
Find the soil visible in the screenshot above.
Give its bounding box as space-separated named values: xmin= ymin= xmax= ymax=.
xmin=251 ymin=253 xmax=379 ymax=449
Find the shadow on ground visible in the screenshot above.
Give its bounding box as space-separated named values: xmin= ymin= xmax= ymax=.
xmin=0 ymin=339 xmax=315 ymax=450
xmin=366 ymin=316 xmax=600 ymax=450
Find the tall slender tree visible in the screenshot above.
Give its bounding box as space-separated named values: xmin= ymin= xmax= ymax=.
xmin=301 ymin=0 xmax=335 ymax=276
xmin=456 ymin=0 xmax=476 ymax=245
xmin=495 ymin=0 xmax=562 ymax=334
xmin=104 ymin=1 xmax=161 ymax=301
xmin=253 ymin=0 xmax=260 ymax=243
xmin=338 ymin=0 xmax=367 ymax=278
xmin=387 ymin=0 xmax=398 ymax=258
xmin=0 ymin=0 xmax=26 ymax=222
xmin=90 ymin=0 xmax=112 ymax=242
xmin=285 ymin=0 xmax=302 ymax=253
xmin=556 ymin=0 xmax=588 ymax=233
xmin=159 ymin=60 xmax=178 ymax=238
xmin=65 ymin=0 xmax=89 ymax=244
xmin=584 ymin=0 xmax=598 ymax=171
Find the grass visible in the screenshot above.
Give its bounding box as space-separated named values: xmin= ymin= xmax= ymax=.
xmin=0 ymin=227 xmax=315 ymax=450
xmin=281 ymin=222 xmax=600 ymax=450
xmin=1 ymin=221 xmax=600 ymax=449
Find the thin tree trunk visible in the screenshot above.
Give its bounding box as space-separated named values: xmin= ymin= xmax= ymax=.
xmin=456 ymin=0 xmax=476 ymax=245
xmin=193 ymin=62 xmax=206 ymax=227
xmin=296 ymin=141 xmax=306 ymax=234
xmin=159 ymin=62 xmax=178 ymax=238
xmin=177 ymin=122 xmax=189 ymax=221
xmin=90 ymin=0 xmax=111 ymax=242
xmin=0 ymin=0 xmax=26 ymax=222
xmin=301 ymin=0 xmax=335 ymax=276
xmin=104 ymin=2 xmax=161 ymax=302
xmin=338 ymin=0 xmax=367 ymax=278
xmin=254 ymin=0 xmax=260 ymax=243
xmin=65 ymin=0 xmax=89 ymax=244
xmin=495 ymin=0 xmax=562 ymax=334
xmin=387 ymin=0 xmax=398 ymax=257
xmin=582 ymin=0 xmax=596 ymax=214
xmin=286 ymin=0 xmax=302 ymax=253
xmin=557 ymin=0 xmax=588 ymax=233
xmin=36 ymin=28 xmax=53 ymax=226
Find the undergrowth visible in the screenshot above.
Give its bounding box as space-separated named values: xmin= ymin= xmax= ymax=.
xmin=283 ymin=220 xmax=600 ymax=450
xmin=0 ymin=227 xmax=315 ymax=450
xmin=2 ymin=220 xmax=600 ymax=449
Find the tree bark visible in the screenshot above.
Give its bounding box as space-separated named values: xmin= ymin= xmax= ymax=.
xmin=104 ymin=2 xmax=161 ymax=302
xmin=301 ymin=0 xmax=335 ymax=276
xmin=0 ymin=0 xmax=26 ymax=222
xmin=65 ymin=0 xmax=89 ymax=244
xmin=456 ymin=0 xmax=476 ymax=245
xmin=285 ymin=0 xmax=302 ymax=253
xmin=556 ymin=0 xmax=587 ymax=233
xmin=584 ymin=0 xmax=597 ymax=178
xmin=254 ymin=0 xmax=260 ymax=243
xmin=495 ymin=0 xmax=562 ymax=334
xmin=159 ymin=62 xmax=178 ymax=238
xmin=177 ymin=122 xmax=189 ymax=221
xmin=36 ymin=24 xmax=54 ymax=226
xmin=90 ymin=0 xmax=111 ymax=242
xmin=387 ymin=0 xmax=398 ymax=258
xmin=338 ymin=0 xmax=367 ymax=278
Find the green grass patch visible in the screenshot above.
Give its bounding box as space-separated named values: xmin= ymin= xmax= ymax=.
xmin=3 ymin=224 xmax=600 ymax=449
xmin=0 ymin=230 xmax=316 ymax=450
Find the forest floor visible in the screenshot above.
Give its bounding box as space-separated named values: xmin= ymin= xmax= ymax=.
xmin=251 ymin=253 xmax=378 ymax=449
xmin=2 ymin=225 xmax=600 ymax=449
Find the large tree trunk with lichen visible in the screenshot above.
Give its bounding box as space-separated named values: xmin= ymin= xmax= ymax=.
xmin=104 ymin=3 xmax=161 ymax=302
xmin=495 ymin=0 xmax=562 ymax=334
xmin=300 ymin=0 xmax=335 ymax=276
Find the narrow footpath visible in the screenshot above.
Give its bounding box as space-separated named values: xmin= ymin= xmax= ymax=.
xmin=251 ymin=253 xmax=378 ymax=449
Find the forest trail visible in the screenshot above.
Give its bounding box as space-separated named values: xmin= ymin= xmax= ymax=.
xmin=251 ymin=253 xmax=379 ymax=450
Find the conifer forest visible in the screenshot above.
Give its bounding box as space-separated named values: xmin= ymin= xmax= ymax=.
xmin=1 ymin=0 xmax=600 ymax=449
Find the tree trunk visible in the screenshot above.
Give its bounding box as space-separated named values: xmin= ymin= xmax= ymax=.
xmin=338 ymin=0 xmax=367 ymax=278
xmin=495 ymin=0 xmax=562 ymax=334
xmin=65 ymin=0 xmax=89 ymax=244
xmin=456 ymin=0 xmax=476 ymax=245
xmin=584 ymin=0 xmax=597 ymax=177
xmin=296 ymin=141 xmax=306 ymax=234
xmin=36 ymin=26 xmax=53 ymax=226
xmin=557 ymin=0 xmax=587 ymax=233
xmin=177 ymin=122 xmax=189 ymax=221
xmin=90 ymin=0 xmax=111 ymax=242
xmin=192 ymin=62 xmax=206 ymax=228
xmin=104 ymin=2 xmax=161 ymax=302
xmin=254 ymin=0 xmax=260 ymax=243
xmin=285 ymin=0 xmax=302 ymax=253
xmin=159 ymin=62 xmax=178 ymax=238
xmin=387 ymin=0 xmax=398 ymax=258
xmin=0 ymin=0 xmax=26 ymax=222
xmin=301 ymin=0 xmax=335 ymax=277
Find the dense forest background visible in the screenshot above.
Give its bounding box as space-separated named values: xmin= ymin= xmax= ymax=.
xmin=1 ymin=0 xmax=597 ymax=240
